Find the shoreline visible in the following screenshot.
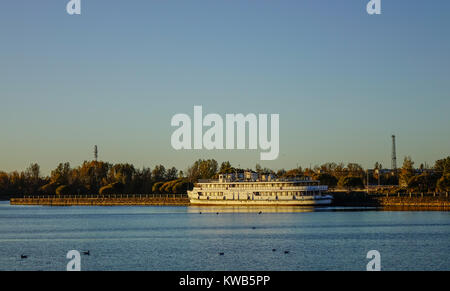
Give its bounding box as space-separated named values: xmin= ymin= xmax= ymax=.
xmin=7 ymin=192 xmax=450 ymax=210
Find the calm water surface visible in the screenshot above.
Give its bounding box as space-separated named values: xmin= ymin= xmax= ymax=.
xmin=0 ymin=201 xmax=448 ymax=271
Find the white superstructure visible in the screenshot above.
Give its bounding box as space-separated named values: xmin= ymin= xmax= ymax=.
xmin=188 ymin=172 xmax=332 ymax=206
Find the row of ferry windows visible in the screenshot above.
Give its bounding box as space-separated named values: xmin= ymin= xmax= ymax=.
xmin=197 ymin=192 xmax=317 ymax=196
xmin=200 ymin=183 xmax=318 ymax=189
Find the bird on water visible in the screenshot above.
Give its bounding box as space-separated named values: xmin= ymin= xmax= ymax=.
xmin=20 ymin=255 xmax=28 ymax=259
xmin=83 ymin=250 xmax=90 ymax=256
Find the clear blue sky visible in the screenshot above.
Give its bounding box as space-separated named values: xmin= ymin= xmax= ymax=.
xmin=1 ymin=0 xmax=449 ymax=175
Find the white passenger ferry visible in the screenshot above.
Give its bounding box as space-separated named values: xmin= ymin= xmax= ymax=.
xmin=188 ymin=171 xmax=332 ymax=206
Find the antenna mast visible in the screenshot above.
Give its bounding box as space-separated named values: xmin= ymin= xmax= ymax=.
xmin=391 ymin=135 xmax=397 ymax=170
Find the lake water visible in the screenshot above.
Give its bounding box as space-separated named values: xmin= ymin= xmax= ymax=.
xmin=0 ymin=201 xmax=448 ymax=271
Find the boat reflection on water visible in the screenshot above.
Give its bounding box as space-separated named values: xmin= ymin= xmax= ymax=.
xmin=187 ymin=206 xmax=379 ymax=213
xmin=187 ymin=205 xmax=318 ymax=213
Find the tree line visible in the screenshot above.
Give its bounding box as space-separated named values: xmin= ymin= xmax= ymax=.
xmin=0 ymin=156 xmax=449 ymax=198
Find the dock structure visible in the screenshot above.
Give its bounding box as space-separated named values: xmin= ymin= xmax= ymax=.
xmin=10 ymin=194 xmax=189 ymax=206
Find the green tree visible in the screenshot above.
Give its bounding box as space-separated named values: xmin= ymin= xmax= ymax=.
xmin=9 ymin=171 xmax=26 ymax=195
xmin=133 ymin=167 xmax=152 ymax=193
xmin=313 ymin=173 xmax=338 ymax=188
xmin=0 ymin=172 xmax=10 ymax=197
xmin=24 ymin=163 xmax=45 ymax=194
xmin=166 ymin=167 xmax=178 ymax=180
xmin=25 ymin=163 xmax=40 ymax=181
xmin=434 ymin=157 xmax=450 ymax=175
xmin=219 ymin=161 xmax=234 ymax=174
xmin=319 ymin=162 xmax=339 ymax=174
xmin=152 ymin=181 xmax=165 ymax=193
xmin=187 ymin=159 xmax=218 ymax=182
xmin=407 ymin=173 xmax=435 ymax=193
xmin=172 ymin=179 xmax=193 ymax=193
xmin=55 ymin=185 xmax=71 ymax=195
xmin=50 ymin=162 xmax=71 ymax=185
xmin=436 ymin=174 xmax=450 ymax=192
xmin=400 ymin=156 xmax=415 ymax=187
xmin=160 ymin=179 xmax=178 ymax=193
xmin=99 ymin=184 xmax=115 ymax=195
xmin=40 ymin=182 xmax=59 ymax=195
xmin=276 ymin=169 xmax=287 ymax=177
xmin=99 ymin=182 xmax=123 ymax=195
xmin=346 ymin=163 xmax=365 ymax=178
xmin=338 ymin=176 xmax=364 ymax=191
xmin=152 ymin=165 xmax=166 ymax=181
xmin=285 ymin=167 xmax=303 ymax=178
xmin=77 ymin=161 xmax=111 ymax=194
xmin=109 ymin=163 xmax=135 ymax=191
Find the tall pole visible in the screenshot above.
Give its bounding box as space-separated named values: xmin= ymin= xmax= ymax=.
xmin=94 ymin=145 xmax=98 ymax=162
xmin=391 ymin=135 xmax=397 ymax=171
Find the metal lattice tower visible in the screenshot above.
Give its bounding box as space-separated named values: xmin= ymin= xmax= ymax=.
xmin=391 ymin=135 xmax=397 ymax=170
xmin=94 ymin=145 xmax=98 ymax=161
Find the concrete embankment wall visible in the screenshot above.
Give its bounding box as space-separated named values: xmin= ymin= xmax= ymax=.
xmin=331 ymin=192 xmax=450 ymax=209
xmin=10 ymin=194 xmax=190 ymax=206
xmin=376 ymin=196 xmax=450 ymax=208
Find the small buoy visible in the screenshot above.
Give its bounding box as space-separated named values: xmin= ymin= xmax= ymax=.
xmin=199 ymin=212 xmax=202 ymax=214
xmin=252 ymin=227 xmax=256 ymax=230
xmin=21 ymin=255 xmax=28 ymax=259
xmin=284 ymin=251 xmax=290 ymax=254
xmin=219 ymin=252 xmax=224 ymax=256
xmin=258 ymin=211 xmax=262 ymax=214
xmin=272 ymin=249 xmax=276 ymax=252
xmin=216 ymin=212 xmax=219 ymax=215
